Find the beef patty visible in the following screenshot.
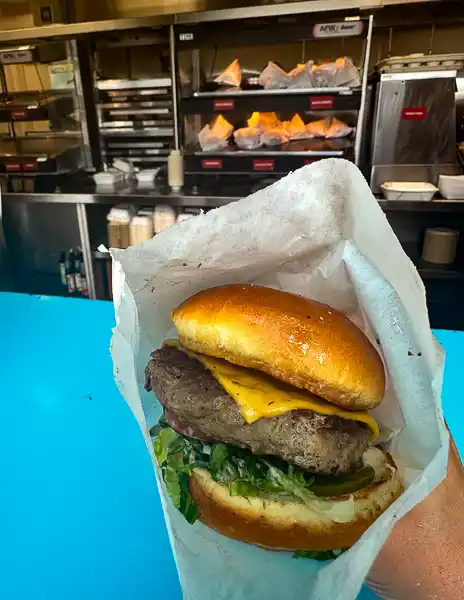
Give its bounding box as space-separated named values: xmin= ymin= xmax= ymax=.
xmin=146 ymin=345 xmax=370 ymax=476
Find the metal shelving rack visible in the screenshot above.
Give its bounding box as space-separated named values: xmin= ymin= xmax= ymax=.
xmin=0 ymin=40 xmax=91 ymax=176
xmin=93 ymin=23 xmax=181 ymax=172
xmin=96 ymin=77 xmax=175 ymax=170
xmin=177 ymin=13 xmax=374 ymax=178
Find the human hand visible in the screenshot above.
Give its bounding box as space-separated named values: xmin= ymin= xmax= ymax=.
xmin=366 ymin=439 xmax=464 ymax=600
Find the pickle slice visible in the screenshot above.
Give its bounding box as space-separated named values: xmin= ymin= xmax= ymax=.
xmin=310 ymin=465 xmax=376 ymax=497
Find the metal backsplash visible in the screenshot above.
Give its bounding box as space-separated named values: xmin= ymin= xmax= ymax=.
xmin=370 ymin=72 xmax=458 ymax=191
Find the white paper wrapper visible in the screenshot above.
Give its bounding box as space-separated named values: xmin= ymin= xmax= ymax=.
xmin=110 ymin=159 xmax=448 ymax=600
xmin=259 ymin=61 xmax=291 ymax=89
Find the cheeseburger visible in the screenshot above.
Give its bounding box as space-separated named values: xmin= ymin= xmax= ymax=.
xmin=146 ymin=284 xmax=402 ymax=554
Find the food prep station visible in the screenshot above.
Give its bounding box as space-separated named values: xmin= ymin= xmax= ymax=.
xmin=2 ymin=0 xmax=464 ymax=329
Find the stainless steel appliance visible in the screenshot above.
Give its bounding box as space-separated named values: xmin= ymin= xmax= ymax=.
xmin=369 ymin=70 xmax=459 ymax=192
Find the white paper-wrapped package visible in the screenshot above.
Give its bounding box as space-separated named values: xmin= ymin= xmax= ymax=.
xmin=233 ymin=127 xmax=263 ymax=150
xmin=288 ymin=60 xmax=316 ymax=89
xmin=259 ymin=61 xmax=291 ymax=89
xmin=198 ymin=115 xmax=233 ymax=151
xmin=111 ymin=159 xmax=448 ymax=600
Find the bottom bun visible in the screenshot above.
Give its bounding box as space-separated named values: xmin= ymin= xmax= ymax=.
xmin=189 ymin=453 xmax=403 ymax=552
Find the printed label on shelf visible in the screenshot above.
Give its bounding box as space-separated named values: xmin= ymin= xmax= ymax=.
xmin=253 ymin=159 xmax=274 ymax=171
xmin=202 ymin=159 xmax=223 ymax=169
xmin=310 ymin=96 xmax=334 ymax=109
xmin=401 ymin=107 xmax=428 ymax=120
xmin=12 ymin=109 xmax=28 ymax=120
xmin=213 ymin=99 xmax=235 ymax=111
xmin=5 ymin=163 xmax=21 ymax=172
xmin=313 ymin=21 xmax=364 ymax=39
xmin=0 ymin=49 xmax=34 ymax=64
xmin=22 ymin=161 xmax=37 ymax=171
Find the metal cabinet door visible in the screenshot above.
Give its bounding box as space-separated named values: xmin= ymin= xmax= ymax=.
xmin=2 ymin=201 xmax=81 ymax=296
xmin=372 ymin=75 xmax=456 ymax=166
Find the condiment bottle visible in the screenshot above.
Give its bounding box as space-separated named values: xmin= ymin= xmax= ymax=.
xmin=168 ymin=149 xmax=184 ymax=192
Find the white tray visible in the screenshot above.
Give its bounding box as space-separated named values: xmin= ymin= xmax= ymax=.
xmin=380 ymin=181 xmax=438 ymax=202
xmin=377 ymin=53 xmax=464 ymax=73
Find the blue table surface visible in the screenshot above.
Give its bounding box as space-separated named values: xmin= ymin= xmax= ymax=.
xmin=1 ymin=293 xmax=462 ymax=600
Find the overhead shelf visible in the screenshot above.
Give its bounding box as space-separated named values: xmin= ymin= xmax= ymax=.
xmin=0 ymin=91 xmax=74 ymax=122
xmin=416 ymin=261 xmax=464 ymax=280
xmin=0 ymin=136 xmax=81 ymax=174
xmin=182 ymin=88 xmax=362 ymax=115
xmin=400 ymin=243 xmax=464 ymax=281
xmin=0 ymin=1 xmax=455 ymax=46
xmin=378 ymin=199 xmax=464 ymax=212
xmin=0 ymin=15 xmax=172 ymax=44
xmin=175 ymin=0 xmax=437 ymax=26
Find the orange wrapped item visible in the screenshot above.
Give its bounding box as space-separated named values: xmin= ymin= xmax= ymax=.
xmin=285 ymin=114 xmax=314 ymax=140
xmin=198 ymin=115 xmax=234 ymax=151
xmin=247 ymin=112 xmax=281 ymax=131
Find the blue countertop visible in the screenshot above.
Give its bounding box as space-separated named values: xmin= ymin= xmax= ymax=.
xmin=0 ymin=293 xmax=461 ymax=600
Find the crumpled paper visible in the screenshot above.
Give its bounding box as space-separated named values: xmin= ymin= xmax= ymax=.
xmin=110 ymin=159 xmax=448 ymax=600
xmin=233 ymin=127 xmax=263 ymax=150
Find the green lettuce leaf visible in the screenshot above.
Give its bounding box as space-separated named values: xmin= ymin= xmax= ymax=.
xmin=182 ymin=484 xmax=200 ymax=524
xmin=153 ymin=419 xmax=367 ymax=532
xmin=154 ymin=427 xmax=178 ymax=466
xmin=209 ymin=444 xmax=229 ymax=476
xmin=267 ymin=464 xmax=315 ymax=505
xmin=164 ymin=466 xmax=182 ymax=508
xmin=153 ymin=424 xmax=204 ymax=524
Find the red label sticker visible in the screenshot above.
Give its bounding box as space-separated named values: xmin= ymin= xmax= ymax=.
xmin=304 ymin=159 xmax=315 ymax=165
xmin=202 ymin=159 xmax=222 ymax=169
xmin=12 ymin=109 xmax=27 ymax=120
xmin=401 ymin=107 xmax=427 ymax=120
xmin=23 ymin=161 xmax=37 ymax=171
xmin=213 ymin=99 xmax=235 ymax=111
xmin=5 ymin=163 xmax=21 ymax=172
xmin=310 ymin=96 xmax=334 ymax=110
xmin=253 ymin=159 xmax=274 ymax=171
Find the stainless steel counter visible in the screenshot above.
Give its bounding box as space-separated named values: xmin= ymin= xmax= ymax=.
xmin=4 ymin=179 xmax=464 ymax=305
xmin=0 ymin=175 xmax=250 ymax=207
xmin=3 ymin=185 xmax=464 ymax=211
xmin=1 ymin=190 xmax=237 ymax=208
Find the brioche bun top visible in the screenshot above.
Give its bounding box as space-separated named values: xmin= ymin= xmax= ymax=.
xmin=171 ymin=284 xmax=385 ymax=411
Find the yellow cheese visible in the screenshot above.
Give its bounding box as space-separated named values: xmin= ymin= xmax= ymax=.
xmin=165 ymin=340 xmax=379 ymax=440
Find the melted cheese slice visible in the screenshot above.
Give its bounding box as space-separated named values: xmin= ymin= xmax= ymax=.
xmin=165 ymin=340 xmax=379 ymax=440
